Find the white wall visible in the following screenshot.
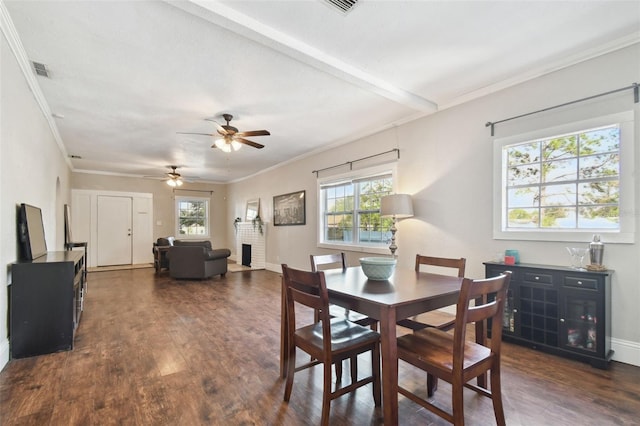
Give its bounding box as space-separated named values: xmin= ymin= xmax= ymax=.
xmin=228 ymin=44 xmax=640 ymax=366
xmin=71 ymin=173 xmax=228 ymax=249
xmin=0 ymin=33 xmax=72 ymax=369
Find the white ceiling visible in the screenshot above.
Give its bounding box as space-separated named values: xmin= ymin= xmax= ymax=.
xmin=4 ymin=0 xmax=639 ymax=183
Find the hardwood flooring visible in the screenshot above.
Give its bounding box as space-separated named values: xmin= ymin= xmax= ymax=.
xmin=1 ymin=268 xmax=639 ymax=425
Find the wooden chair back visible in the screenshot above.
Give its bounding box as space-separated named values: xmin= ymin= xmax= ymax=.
xmin=281 ymin=264 xmax=382 ymax=424
xmin=452 ymin=272 xmax=511 ymax=367
xmin=415 ymin=254 xmax=466 ymax=277
xmin=310 ymin=253 xmax=347 ymax=272
xmin=282 ymin=264 xmax=332 ymax=346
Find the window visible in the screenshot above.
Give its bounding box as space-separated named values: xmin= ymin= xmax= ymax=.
xmin=318 ymin=166 xmax=395 ymax=252
xmin=175 ymin=196 xmax=209 ymax=238
xmin=494 ymin=111 xmax=635 ymax=243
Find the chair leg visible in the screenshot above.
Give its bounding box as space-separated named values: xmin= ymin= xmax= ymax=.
xmin=427 ymin=374 xmax=438 ymax=397
xmin=490 ymin=366 xmax=506 ymax=426
xmin=451 ymin=378 xmax=465 ymax=426
xmin=350 ymin=356 xmax=358 ymax=384
xmin=284 ymin=346 xmax=296 ymax=402
xmin=371 ymin=343 xmax=381 ymax=406
xmin=321 ymin=360 xmax=333 ymax=426
xmin=335 ymin=360 xmax=343 ymax=382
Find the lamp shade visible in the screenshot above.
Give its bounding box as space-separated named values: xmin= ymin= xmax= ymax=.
xmin=380 ymin=194 xmax=414 ymax=218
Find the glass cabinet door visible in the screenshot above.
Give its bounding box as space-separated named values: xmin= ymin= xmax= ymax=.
xmin=561 ymin=295 xmax=599 ymax=353
xmin=502 ymin=288 xmax=516 ymax=334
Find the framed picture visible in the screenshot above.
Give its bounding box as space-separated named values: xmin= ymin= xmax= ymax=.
xmin=273 ymin=190 xmax=306 ymax=226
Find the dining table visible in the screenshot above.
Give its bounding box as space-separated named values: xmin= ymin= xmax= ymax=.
xmin=279 ymin=265 xmax=464 ymax=426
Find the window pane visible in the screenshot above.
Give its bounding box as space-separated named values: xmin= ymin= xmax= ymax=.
xmin=542 ymin=136 xmax=577 ymax=161
xmin=579 ymin=153 xmax=619 ymax=179
xmin=578 ymin=181 xmax=619 ymax=205
xmin=507 ymin=208 xmax=539 ymax=228
xmin=579 ymin=126 xmax=619 ymax=155
xmin=508 ymin=164 xmax=540 ymax=186
xmin=578 ymin=207 xmax=619 ymax=228
xmin=542 ymin=159 xmax=577 ymax=183
xmin=507 ymin=142 xmax=539 ymax=166
xmin=507 ymin=187 xmax=539 ymax=208
xmin=357 ymin=212 xmax=390 ymax=243
xmin=541 ymin=207 xmax=575 ymax=228
xmin=540 ymin=184 xmax=576 ymax=207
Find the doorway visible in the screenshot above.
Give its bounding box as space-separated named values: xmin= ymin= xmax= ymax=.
xmin=97 ymin=196 xmax=132 ymax=266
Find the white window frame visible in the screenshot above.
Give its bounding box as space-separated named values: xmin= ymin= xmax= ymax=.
xmin=317 ymin=163 xmax=397 ymax=254
xmin=493 ymin=111 xmax=635 ymax=244
xmin=175 ymin=196 xmax=210 ymax=239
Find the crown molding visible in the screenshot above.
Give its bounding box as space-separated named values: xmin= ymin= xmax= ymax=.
xmin=0 ymin=1 xmax=72 ymax=170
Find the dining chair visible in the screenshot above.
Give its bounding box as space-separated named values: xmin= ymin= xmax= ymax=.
xmin=396 ymin=254 xmax=466 ymax=332
xmin=310 ymin=253 xmax=378 ymax=329
xmin=396 ymin=271 xmax=512 ymax=426
xmin=281 ymin=264 xmax=381 ymax=425
xmin=395 ymin=255 xmax=467 ymax=396
xmin=310 ymin=253 xmax=379 ymax=382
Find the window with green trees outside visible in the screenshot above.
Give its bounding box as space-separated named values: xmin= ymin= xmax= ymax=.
xmin=320 ymin=172 xmax=394 ymax=248
xmin=176 ymin=197 xmax=209 ymax=237
xmin=504 ymin=124 xmax=620 ymax=230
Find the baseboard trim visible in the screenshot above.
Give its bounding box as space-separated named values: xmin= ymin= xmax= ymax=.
xmin=0 ymin=338 xmax=9 ymax=372
xmin=611 ymin=337 xmax=640 ymax=367
xmin=266 ymin=262 xmax=281 ymax=273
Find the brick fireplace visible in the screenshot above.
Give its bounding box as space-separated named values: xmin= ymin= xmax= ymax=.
xmin=235 ymin=222 xmax=266 ymax=270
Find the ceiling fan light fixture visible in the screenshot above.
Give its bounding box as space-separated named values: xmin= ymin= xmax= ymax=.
xmin=166 ymin=178 xmax=183 ymax=187
xmin=231 ymin=140 xmax=242 ymax=151
xmin=215 ymin=138 xmax=231 ymax=152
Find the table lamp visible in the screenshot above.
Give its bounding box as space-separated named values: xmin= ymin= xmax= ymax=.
xmin=380 ymin=194 xmax=414 ymax=257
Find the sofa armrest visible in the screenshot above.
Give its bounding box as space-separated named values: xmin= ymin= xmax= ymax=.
xmin=205 ymin=248 xmax=231 ymax=261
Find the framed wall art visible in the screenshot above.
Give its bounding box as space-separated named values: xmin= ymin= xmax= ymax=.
xmin=273 ymin=190 xmax=305 ymax=226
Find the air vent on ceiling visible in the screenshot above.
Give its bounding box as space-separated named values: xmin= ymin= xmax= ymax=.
xmin=32 ymin=61 xmax=50 ymax=78
xmin=324 ymin=0 xmax=358 ymax=14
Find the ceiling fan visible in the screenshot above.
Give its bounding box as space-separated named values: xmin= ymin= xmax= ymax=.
xmin=165 ymin=165 xmax=183 ymax=187
xmin=178 ymin=113 xmax=270 ymax=152
xmin=147 ymin=166 xmax=198 ymax=187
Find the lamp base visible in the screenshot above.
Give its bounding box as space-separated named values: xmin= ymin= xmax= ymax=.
xmin=388 ymin=216 xmax=398 ymax=257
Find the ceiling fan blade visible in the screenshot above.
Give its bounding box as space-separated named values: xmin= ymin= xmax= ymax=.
xmin=236 ymin=137 xmax=265 ymax=149
xmin=235 ymin=130 xmax=270 ymax=137
xmin=176 ymin=132 xmax=215 ymax=137
xmin=205 ymin=118 xmax=229 ymax=136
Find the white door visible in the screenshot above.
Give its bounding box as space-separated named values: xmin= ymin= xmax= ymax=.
xmin=97 ymin=196 xmax=132 ymax=266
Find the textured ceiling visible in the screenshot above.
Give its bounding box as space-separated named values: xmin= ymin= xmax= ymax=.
xmin=3 ymin=0 xmax=639 ymax=182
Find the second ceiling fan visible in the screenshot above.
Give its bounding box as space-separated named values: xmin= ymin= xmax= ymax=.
xmin=179 ymin=113 xmax=270 ymax=152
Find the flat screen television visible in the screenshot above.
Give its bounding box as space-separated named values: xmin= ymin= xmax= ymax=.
xmin=18 ymin=203 xmax=48 ymax=260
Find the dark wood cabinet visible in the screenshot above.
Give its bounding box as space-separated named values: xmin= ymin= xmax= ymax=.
xmin=484 ymin=261 xmax=612 ymax=369
xmin=10 ymin=251 xmax=85 ymax=358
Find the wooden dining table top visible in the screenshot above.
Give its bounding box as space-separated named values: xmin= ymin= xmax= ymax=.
xmin=322 ymin=266 xmax=463 ymax=320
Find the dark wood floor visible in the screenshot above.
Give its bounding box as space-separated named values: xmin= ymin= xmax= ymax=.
xmin=1 ymin=267 xmax=639 ymax=425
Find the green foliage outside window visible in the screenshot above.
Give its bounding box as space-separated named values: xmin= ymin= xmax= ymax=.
xmin=178 ymin=199 xmax=207 ymax=235
xmin=505 ymin=125 xmax=620 ymax=230
xmin=322 ymin=174 xmax=393 ymax=245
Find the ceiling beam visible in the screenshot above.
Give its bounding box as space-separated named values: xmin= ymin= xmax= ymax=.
xmin=166 ymin=0 xmax=438 ymax=113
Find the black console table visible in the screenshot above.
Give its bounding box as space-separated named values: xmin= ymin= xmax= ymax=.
xmin=11 ymin=250 xmax=86 ymax=358
xmin=484 ymin=261 xmax=613 ymax=369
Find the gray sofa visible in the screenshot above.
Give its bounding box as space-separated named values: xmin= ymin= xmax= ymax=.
xmin=168 ymin=240 xmax=231 ymax=279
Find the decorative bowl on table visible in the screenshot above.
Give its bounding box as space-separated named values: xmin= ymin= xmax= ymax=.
xmin=359 ymin=257 xmax=397 ymax=280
